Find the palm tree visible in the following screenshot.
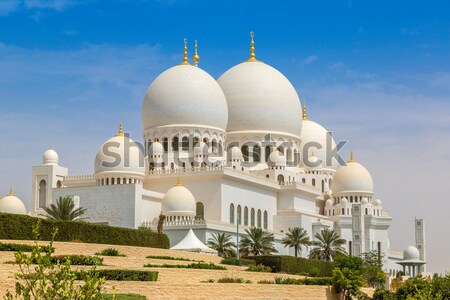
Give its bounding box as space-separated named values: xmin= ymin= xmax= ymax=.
xmin=239 ymin=227 xmax=277 ymax=257
xmin=207 ymin=232 xmax=236 ymax=258
xmin=308 ymin=228 xmax=346 ymax=261
xmin=281 ymin=227 xmax=311 ymax=257
xmin=43 ymin=196 xmax=87 ymax=221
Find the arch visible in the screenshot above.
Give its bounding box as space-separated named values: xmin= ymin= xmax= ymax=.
xmin=265 ymin=146 xmax=271 ymax=162
xmin=212 ymin=139 xmax=218 ymax=154
xmin=257 ymin=209 xmax=262 ymax=228
xmin=203 ymin=137 xmax=209 ymax=143
xmin=230 ymin=204 xmax=235 ymax=224
xmin=251 ymin=208 xmax=255 ymax=227
xmin=277 ymin=174 xmax=284 ymax=184
xmin=253 ymin=145 xmax=261 ymax=162
xmin=57 ymin=180 xmax=62 ymax=188
xmin=365 ymin=208 xmax=368 ymax=215
xmin=163 ymin=137 xmax=169 ymax=152
xmin=302 ymin=178 xmax=306 ymax=184
xmin=149 ymin=162 xmax=155 ymax=171
xmin=112 ymin=178 xmax=115 ymax=185
xmin=242 ymin=145 xmax=249 ymax=162
xmin=117 ymin=178 xmax=121 ymax=184
xmin=263 ymin=211 xmax=268 ymax=229
xmin=193 ymin=136 xmax=200 ymax=147
xmin=182 ymin=136 xmax=189 ymax=151
xmin=196 ymin=202 xmax=204 ymax=220
xmin=171 ymin=162 xmax=175 ymax=170
xmin=237 ymin=205 xmax=242 ymax=225
xmin=350 ymin=196 xmax=353 ymax=203
xmin=38 ymin=179 xmax=47 ymax=208
xmin=266 ymin=174 xmax=269 ymax=179
xmin=312 ymin=178 xmax=316 ymax=186
xmin=321 ymin=180 xmax=325 ymax=193
xmin=342 ymin=208 xmax=345 ymax=215
xmin=244 ymin=206 xmax=248 ymax=226
xmin=286 ymin=148 xmax=293 ymax=164
xmin=172 ymin=136 xmax=179 ymax=152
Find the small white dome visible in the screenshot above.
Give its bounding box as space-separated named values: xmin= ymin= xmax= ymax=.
xmin=194 ymin=142 xmax=208 ymax=156
xmin=373 ymin=199 xmax=382 ymax=206
xmin=0 ymin=189 xmax=27 ymax=215
xmin=228 ymin=146 xmax=243 ymax=161
xmin=325 ymin=199 xmax=333 ymax=207
xmin=403 ymin=246 xmax=420 ymax=260
xmin=43 ymin=148 xmax=59 ymax=165
xmin=161 ymin=182 xmax=196 ymax=217
xmin=218 ymin=61 xmax=302 ymax=137
xmin=94 ymin=129 xmax=144 ymax=178
xmin=142 ymin=64 xmax=228 ymax=131
xmin=341 ymin=197 xmax=348 ymax=205
xmin=361 ymin=197 xmax=369 ymax=204
xmin=149 ymin=142 xmax=164 ymax=156
xmin=268 ymin=150 xmax=286 ymax=167
xmin=331 ymin=155 xmax=374 ymax=194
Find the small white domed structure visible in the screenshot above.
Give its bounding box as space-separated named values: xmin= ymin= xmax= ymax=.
xmin=0 ymin=188 xmax=27 ymax=215
xmin=361 ymin=197 xmax=369 ymax=205
xmin=325 ymin=199 xmax=333 ymax=207
xmin=403 ymin=246 xmax=420 ymax=261
xmin=373 ymin=199 xmax=382 ymax=206
xmin=341 ymin=197 xmax=349 ymax=205
xmin=142 ymin=64 xmax=228 ymax=131
xmin=268 ymin=150 xmax=286 ymax=168
xmin=228 ymin=146 xmax=243 ymax=161
xmin=331 ymin=152 xmax=374 ymax=195
xmin=148 ymin=142 xmax=164 ymax=157
xmin=94 ymin=124 xmax=145 ymax=184
xmin=161 ymin=179 xmax=196 ymax=219
xmin=43 ymin=148 xmax=59 ymax=165
xmin=397 ymin=245 xmax=426 ymax=277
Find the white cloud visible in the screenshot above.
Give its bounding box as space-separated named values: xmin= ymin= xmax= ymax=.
xmin=0 ymin=0 xmax=20 ymax=16
xmin=303 ymin=55 xmax=318 ymax=65
xmin=24 ymin=0 xmax=80 ymax=11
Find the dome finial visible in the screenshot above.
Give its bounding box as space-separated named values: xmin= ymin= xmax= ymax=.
xmin=182 ymin=38 xmax=189 ymax=65
xmin=115 ymin=122 xmax=124 ymax=137
xmin=9 ymin=187 xmax=13 ymax=196
xmin=302 ymin=102 xmax=308 ymax=120
xmin=348 ymin=151 xmax=356 ymax=163
xmin=177 ymin=177 xmax=181 ymax=186
xmin=247 ymin=31 xmax=258 ymax=62
xmin=192 ymin=40 xmax=200 ymax=67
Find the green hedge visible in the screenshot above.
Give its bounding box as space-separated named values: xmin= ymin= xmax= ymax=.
xmin=144 ymin=262 xmax=226 ymax=270
xmin=0 ymin=213 xmax=169 ymax=249
xmin=0 ymin=242 xmax=54 ymax=253
xmin=77 ymin=269 xmax=158 ymax=281
xmin=255 ymin=255 xmax=334 ymax=277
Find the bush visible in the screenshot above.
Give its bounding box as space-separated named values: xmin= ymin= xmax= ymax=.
xmin=102 ymin=294 xmax=147 ymax=300
xmin=146 ymin=255 xmax=193 ymax=261
xmin=217 ymin=277 xmax=251 ymax=284
xmin=220 ymin=258 xmax=242 ymax=266
xmin=144 ymin=262 xmax=226 ymax=270
xmin=0 ymin=212 xmax=169 ymax=249
xmin=272 ymin=276 xmax=333 ymax=285
xmin=0 ymin=242 xmax=54 ymax=253
xmin=246 ymin=264 xmax=272 ymax=273
xmin=50 ymin=254 xmax=103 ymax=266
xmin=255 ymin=255 xmax=334 ymax=277
xmin=96 ymin=248 xmax=126 ymax=257
xmin=76 ymin=269 xmax=158 ymax=281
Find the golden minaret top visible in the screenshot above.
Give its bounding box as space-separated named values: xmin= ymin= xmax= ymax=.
xmin=182 ymin=38 xmax=189 ymax=65
xmin=192 ymin=40 xmax=200 ymax=66
xmin=247 ymin=31 xmax=259 ymax=62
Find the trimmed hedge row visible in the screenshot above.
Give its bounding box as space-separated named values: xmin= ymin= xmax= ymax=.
xmin=77 ymin=269 xmax=158 ymax=281
xmin=255 ymin=255 xmax=334 ymax=277
xmin=259 ymin=276 xmax=333 ymax=285
xmin=144 ymin=262 xmax=226 ymax=270
xmin=0 ymin=242 xmax=54 ymax=253
xmin=0 ymin=213 xmax=169 ymax=249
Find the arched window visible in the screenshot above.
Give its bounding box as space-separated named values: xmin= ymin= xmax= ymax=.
xmin=253 ymin=145 xmax=261 ymax=162
xmin=196 ymin=202 xmax=204 ymax=220
xmin=365 ymin=208 xmax=368 ymax=215
xmin=312 ymin=178 xmax=316 ymax=186
xmin=171 ymin=162 xmax=175 ymax=170
xmin=161 ymin=162 xmax=165 ymax=170
xmin=212 ymin=139 xmax=218 ymax=154
xmin=172 ymin=136 xmax=179 ymax=152
xmin=237 ymin=205 xmax=242 ymax=224
xmin=257 ymin=209 xmax=262 ymax=228
xmin=193 ymin=137 xmax=200 ymax=147
xmin=302 ymin=178 xmax=306 ymax=184
xmin=350 ymin=196 xmax=353 ymax=203
xmin=277 ymin=174 xmax=284 ymax=184
xmin=203 ymin=137 xmax=209 ymax=143
xmin=163 ymin=137 xmax=169 ymax=152
xmin=149 ymin=162 xmax=154 ymax=171
xmin=38 ymin=179 xmax=47 ymax=208
xmin=57 ymin=180 xmax=62 ymax=188
xmin=230 ymin=204 xmax=235 ymax=224
xmin=263 ymin=211 xmax=268 ymax=229
xmin=287 ymin=148 xmax=293 ymax=164
xmin=251 ymin=208 xmax=255 ymax=227
xmin=265 ymin=146 xmax=271 ymax=162
xmin=112 ymin=178 xmax=115 ymax=185
xmin=322 ymin=180 xmax=325 ymax=193
xmin=244 ymin=207 xmax=248 ymax=226
xmin=106 ymin=178 xmax=109 ymax=185
xmin=342 ymin=208 xmax=345 ymax=215
xmin=117 ymin=178 xmax=121 ymax=184
xmin=242 ymin=145 xmax=249 ymax=162
xmin=182 ymin=137 xmax=189 ymax=151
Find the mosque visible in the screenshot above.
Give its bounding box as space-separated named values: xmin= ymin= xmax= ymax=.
xmin=0 ymin=33 xmax=426 ymax=276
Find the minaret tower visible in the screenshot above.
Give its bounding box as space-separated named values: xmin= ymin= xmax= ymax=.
xmin=415 ymin=218 xmax=426 ymax=273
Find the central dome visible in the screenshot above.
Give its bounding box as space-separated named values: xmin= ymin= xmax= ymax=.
xmin=142 ymin=64 xmax=228 ymax=131
xmin=331 ymin=155 xmax=374 ymax=194
xmin=217 ymin=61 xmax=302 ymax=137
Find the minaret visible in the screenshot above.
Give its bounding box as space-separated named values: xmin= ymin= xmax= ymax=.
xmin=247 ymin=31 xmax=259 ymax=62
xmin=415 ymin=218 xmax=426 ymax=273
xmin=302 ymin=102 xmax=308 ymax=121
xmin=181 ymin=38 xmax=189 ymax=65
xmin=192 ymin=40 xmax=200 ymax=67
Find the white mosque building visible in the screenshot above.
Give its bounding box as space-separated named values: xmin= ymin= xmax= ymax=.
xmin=0 ymin=34 xmax=426 ymax=276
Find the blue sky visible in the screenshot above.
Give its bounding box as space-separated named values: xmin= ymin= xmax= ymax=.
xmin=0 ymin=0 xmax=449 ymax=273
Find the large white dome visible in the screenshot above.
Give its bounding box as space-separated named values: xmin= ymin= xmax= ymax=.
xmin=331 ymin=154 xmax=374 ymax=194
xmin=0 ymin=189 xmax=27 ymax=215
xmin=142 ymin=64 xmax=228 ymax=131
xmin=94 ymin=127 xmax=145 ymax=177
xmin=161 ymin=182 xmax=196 ymax=217
xmin=217 ymin=61 xmax=302 ymax=137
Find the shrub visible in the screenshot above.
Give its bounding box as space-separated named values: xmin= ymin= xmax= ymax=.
xmin=217 ymin=277 xmax=251 ymax=284
xmin=146 ymin=255 xmax=193 ymax=261
xmin=0 ymin=242 xmax=54 ymax=253
xmin=96 ymin=248 xmax=126 ymax=257
xmin=50 ymin=254 xmax=103 ymax=266
xmin=272 ymin=276 xmax=333 ymax=286
xmin=0 ymin=212 xmax=169 ymax=249
xmin=200 ymin=279 xmax=215 ymax=283
xmin=77 ymin=269 xmax=158 ymax=282
xmin=102 ymin=294 xmax=147 ymax=300
xmin=220 ymin=258 xmax=242 ymax=266
xmin=246 ymin=264 xmax=272 ymax=273
xmin=143 ymin=262 xmax=226 ymax=270
xmin=258 ymin=280 xmax=274 ymax=284
xmin=255 ymin=255 xmax=334 ymax=277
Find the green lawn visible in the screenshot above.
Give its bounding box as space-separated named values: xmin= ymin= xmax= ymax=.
xmin=103 ymin=294 xmax=147 ymax=300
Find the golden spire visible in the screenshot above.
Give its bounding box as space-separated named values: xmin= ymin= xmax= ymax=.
xmin=247 ymin=31 xmax=258 ymax=62
xmin=348 ymin=151 xmax=356 ymax=163
xmin=302 ymin=102 xmax=308 ymax=120
xmin=192 ymin=40 xmax=200 ymax=67
xmin=177 ymin=177 xmax=181 ymax=186
xmin=9 ymin=187 xmax=13 ymax=196
xmin=181 ymin=38 xmax=189 ymax=65
xmin=115 ymin=122 xmax=124 ymax=137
